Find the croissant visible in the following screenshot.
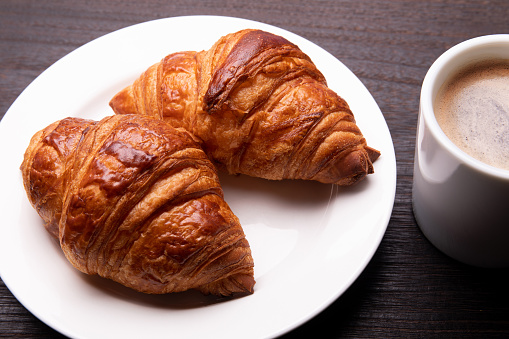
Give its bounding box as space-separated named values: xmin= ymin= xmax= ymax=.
xmin=110 ymin=29 xmax=380 ymax=185
xmin=20 ymin=114 xmax=255 ymax=296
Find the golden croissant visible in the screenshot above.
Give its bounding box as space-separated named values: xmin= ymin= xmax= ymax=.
xmin=20 ymin=114 xmax=255 ymax=296
xmin=110 ymin=29 xmax=380 ymax=186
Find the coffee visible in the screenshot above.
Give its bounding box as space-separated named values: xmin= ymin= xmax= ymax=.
xmin=434 ymin=60 xmax=509 ymax=170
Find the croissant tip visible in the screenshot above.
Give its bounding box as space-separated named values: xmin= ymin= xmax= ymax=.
xmin=313 ymin=145 xmax=380 ymax=186
xmin=199 ymin=273 xmax=255 ymax=297
xmin=109 ymin=85 xmax=136 ymax=116
xmin=365 ymin=145 xmax=381 ymax=163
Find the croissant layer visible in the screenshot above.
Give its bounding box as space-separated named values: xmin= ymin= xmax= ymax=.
xmin=21 ymin=115 xmax=255 ymax=296
xmin=110 ymin=29 xmax=380 ymax=185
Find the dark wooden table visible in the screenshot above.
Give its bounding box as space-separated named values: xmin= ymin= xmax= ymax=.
xmin=1 ymin=1 xmax=508 ymax=338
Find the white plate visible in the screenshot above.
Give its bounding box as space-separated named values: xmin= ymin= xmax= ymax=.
xmin=0 ymin=16 xmax=396 ymax=339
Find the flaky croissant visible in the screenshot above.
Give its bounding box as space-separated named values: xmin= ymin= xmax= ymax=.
xmin=110 ymin=29 xmax=380 ymax=186
xmin=20 ymin=114 xmax=255 ymax=296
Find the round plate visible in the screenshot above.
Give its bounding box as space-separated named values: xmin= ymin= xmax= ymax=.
xmin=0 ymin=16 xmax=396 ymax=339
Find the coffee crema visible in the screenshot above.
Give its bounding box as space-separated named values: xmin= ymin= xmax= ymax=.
xmin=434 ymin=60 xmax=509 ymax=171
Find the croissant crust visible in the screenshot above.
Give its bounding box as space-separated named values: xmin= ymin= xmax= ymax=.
xmin=110 ymin=29 xmax=380 ymax=186
xmin=20 ymin=115 xmax=255 ymax=296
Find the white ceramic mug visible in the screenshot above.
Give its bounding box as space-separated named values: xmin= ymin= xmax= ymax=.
xmin=413 ymin=34 xmax=509 ymax=268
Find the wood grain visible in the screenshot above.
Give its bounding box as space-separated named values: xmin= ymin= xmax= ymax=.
xmin=2 ymin=0 xmax=509 ymax=337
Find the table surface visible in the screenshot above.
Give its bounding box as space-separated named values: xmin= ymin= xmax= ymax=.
xmin=1 ymin=1 xmax=508 ymax=338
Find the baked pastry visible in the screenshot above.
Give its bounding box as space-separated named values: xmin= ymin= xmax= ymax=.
xmin=110 ymin=29 xmax=380 ymax=185
xmin=20 ymin=114 xmax=255 ymax=296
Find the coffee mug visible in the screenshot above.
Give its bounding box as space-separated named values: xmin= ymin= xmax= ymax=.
xmin=413 ymin=34 xmax=509 ymax=268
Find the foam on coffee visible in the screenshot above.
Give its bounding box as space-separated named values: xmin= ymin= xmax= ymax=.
xmin=434 ymin=60 xmax=509 ymax=171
